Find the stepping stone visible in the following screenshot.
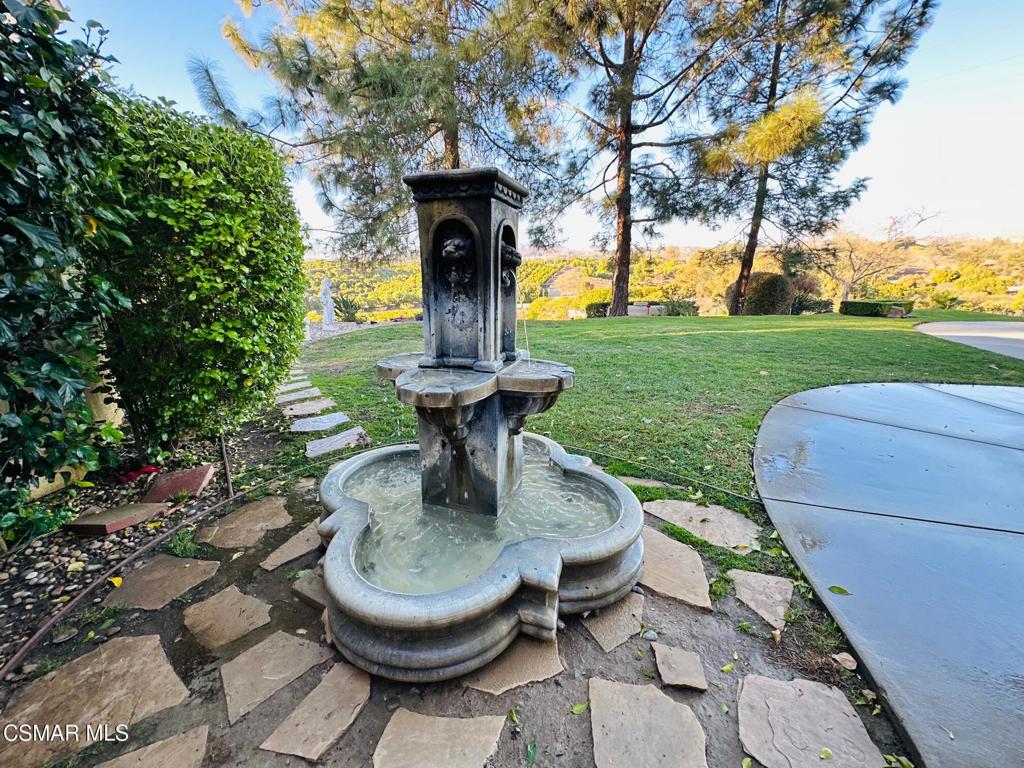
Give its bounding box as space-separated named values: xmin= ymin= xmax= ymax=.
xmin=277 ymin=379 xmax=312 ymax=394
xmin=195 ymin=496 xmax=291 ymax=549
xmin=639 ymin=527 xmax=711 ymax=610
xmin=738 ymin=675 xmax=884 ymax=768
xmin=652 ymin=643 xmax=707 ymax=691
xmin=260 ymin=661 xmax=370 ymax=761
xmin=728 ymin=569 xmax=794 ymax=630
xmin=293 ymin=570 xmax=330 ymax=610
xmin=583 ymin=591 xmax=644 ymax=652
xmin=65 ymin=502 xmax=167 ymax=536
xmin=617 ymin=476 xmax=680 ymax=489
xmin=372 ymin=708 xmax=504 ymax=768
xmin=0 ymin=636 xmax=187 ymax=767
xmin=463 ymin=636 xmax=563 ymax=695
xmin=644 ymin=499 xmax=761 ymax=554
xmin=289 ymin=368 xmax=305 ymax=377
xmin=305 ymin=426 xmax=370 ymax=458
xmin=590 ymin=678 xmax=707 ymax=768
xmin=104 ymin=554 xmax=219 ymax=610
xmin=183 ymin=585 xmax=271 ymax=648
xmin=221 ymin=630 xmax=334 ymax=724
xmin=275 ymin=387 xmax=323 ymax=405
xmin=96 ymin=725 xmax=208 ymax=768
xmin=142 ymin=464 xmax=216 ymax=503
xmin=283 ymin=397 xmax=336 ymax=417
xmin=290 ymin=411 xmax=351 ymax=432
xmin=260 ymin=522 xmax=321 ymax=571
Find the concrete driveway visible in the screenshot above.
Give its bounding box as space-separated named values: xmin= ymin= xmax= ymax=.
xmin=918 ymin=320 xmax=1024 ymax=360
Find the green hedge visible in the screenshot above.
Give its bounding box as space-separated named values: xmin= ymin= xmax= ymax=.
xmin=726 ymin=272 xmax=795 ymax=315
xmin=839 ymin=300 xmax=915 ymax=317
xmin=0 ymin=1 xmax=128 ymax=527
xmin=585 ymin=302 xmax=610 ymax=318
xmin=91 ymin=99 xmax=305 ymax=444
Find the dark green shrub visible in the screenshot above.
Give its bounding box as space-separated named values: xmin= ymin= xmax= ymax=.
xmin=839 ymin=300 xmax=915 ymax=317
xmin=662 ymin=299 xmax=699 ymax=316
xmin=726 ymin=272 xmax=795 ymax=315
xmin=91 ymin=99 xmax=305 ymax=444
xmin=337 ymin=296 xmax=360 ymax=323
xmin=791 ymin=295 xmax=834 ymax=314
xmin=585 ymin=301 xmax=610 ymax=318
xmin=0 ymin=2 xmax=128 ymax=527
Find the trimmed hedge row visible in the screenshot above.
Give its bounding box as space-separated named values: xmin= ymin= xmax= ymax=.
xmin=839 ymin=300 xmax=915 ymax=317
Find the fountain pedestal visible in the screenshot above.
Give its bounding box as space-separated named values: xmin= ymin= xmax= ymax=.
xmin=318 ymin=168 xmax=644 ymax=682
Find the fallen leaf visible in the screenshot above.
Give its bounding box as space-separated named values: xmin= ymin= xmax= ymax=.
xmin=742 ymin=759 xmax=752 ymax=768
xmin=770 ymin=629 xmax=782 ymax=644
xmin=107 ymin=576 xmax=122 ymax=588
xmin=820 ymin=747 xmax=834 ymax=760
xmin=721 ymin=663 xmax=735 ymax=673
xmin=84 ymin=630 xmax=95 ymax=641
xmin=508 ymin=708 xmax=519 ymax=725
xmin=145 ymin=521 xmax=162 ymax=529
xmin=230 ymin=551 xmax=244 ymax=561
xmin=570 ymin=701 xmax=589 ymax=715
xmin=828 ymin=585 xmax=852 ymax=595
xmin=831 ymin=652 xmax=857 ymax=670
xmin=721 ymin=702 xmax=730 ymax=714
xmin=526 ymin=739 xmax=537 ymax=766
xmin=66 ymin=562 xmax=85 ymax=572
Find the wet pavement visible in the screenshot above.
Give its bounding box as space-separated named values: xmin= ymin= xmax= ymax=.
xmin=754 ymin=383 xmax=1024 ymax=768
xmin=918 ymin=320 xmax=1024 ymax=360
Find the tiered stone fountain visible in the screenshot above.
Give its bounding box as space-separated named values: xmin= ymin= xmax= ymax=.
xmin=319 ymin=168 xmax=643 ymax=681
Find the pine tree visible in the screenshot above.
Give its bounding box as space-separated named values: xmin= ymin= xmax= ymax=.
xmin=195 ymin=0 xmax=562 ymax=259
xmin=681 ymin=0 xmax=936 ymax=315
xmin=534 ymin=0 xmax=767 ymax=315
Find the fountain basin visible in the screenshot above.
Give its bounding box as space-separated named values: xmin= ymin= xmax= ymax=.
xmin=318 ymin=433 xmax=643 ymax=682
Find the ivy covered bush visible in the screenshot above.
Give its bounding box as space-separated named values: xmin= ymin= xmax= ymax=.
xmin=91 ymin=99 xmax=305 ymax=444
xmin=727 ymin=272 xmax=795 ymax=315
xmin=0 ymin=1 xmax=129 ymax=525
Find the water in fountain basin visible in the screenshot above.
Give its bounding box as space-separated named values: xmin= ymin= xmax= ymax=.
xmin=343 ymin=441 xmax=619 ymax=594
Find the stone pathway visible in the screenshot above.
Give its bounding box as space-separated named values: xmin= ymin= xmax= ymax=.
xmin=96 ymin=725 xmax=208 ymax=768
xmin=275 ymin=368 xmax=374 ymax=461
xmin=727 ymin=570 xmax=793 ymax=631
xmin=194 ymin=496 xmax=291 ymax=549
xmin=644 ymin=499 xmax=761 ymax=554
xmin=103 ymin=554 xmax=219 ymax=610
xmin=582 ymin=590 xmax=644 ymax=652
xmin=183 ymin=586 xmax=271 ymax=649
xmin=373 ymin=709 xmax=505 ymax=768
xmin=142 ymin=464 xmax=216 ymax=503
xmin=638 ymin=527 xmax=712 ymax=609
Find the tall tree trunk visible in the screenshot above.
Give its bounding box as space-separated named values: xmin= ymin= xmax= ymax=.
xmin=609 ymin=17 xmax=636 ymax=318
xmin=729 ymin=163 xmax=769 ymax=315
xmin=443 ymin=125 xmax=460 ymax=169
xmin=610 ymin=136 xmax=633 ymax=316
xmin=729 ymin=0 xmax=786 ymax=316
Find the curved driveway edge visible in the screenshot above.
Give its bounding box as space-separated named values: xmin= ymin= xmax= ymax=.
xmin=918 ymin=320 xmax=1024 ymax=360
xmin=754 ymin=383 xmax=1024 ymax=768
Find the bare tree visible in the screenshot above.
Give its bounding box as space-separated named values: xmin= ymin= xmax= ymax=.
xmin=810 ymin=211 xmax=934 ymax=301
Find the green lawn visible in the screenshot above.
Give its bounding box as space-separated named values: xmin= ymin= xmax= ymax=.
xmin=302 ymin=309 xmax=1024 ymax=512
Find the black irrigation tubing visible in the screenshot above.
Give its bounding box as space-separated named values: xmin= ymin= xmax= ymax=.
xmin=0 ymin=440 xmax=408 ymax=682
xmin=560 ymin=443 xmax=763 ymax=504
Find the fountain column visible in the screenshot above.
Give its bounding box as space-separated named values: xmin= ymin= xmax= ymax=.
xmin=400 ymin=168 xmax=529 ymax=515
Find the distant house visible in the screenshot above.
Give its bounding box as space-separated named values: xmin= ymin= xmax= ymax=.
xmin=540 ymin=266 xmax=612 ymax=298
xmin=1008 ymin=285 xmax=1022 ymax=295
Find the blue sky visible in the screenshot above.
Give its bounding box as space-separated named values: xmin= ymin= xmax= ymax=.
xmin=67 ymin=0 xmax=1024 ymax=247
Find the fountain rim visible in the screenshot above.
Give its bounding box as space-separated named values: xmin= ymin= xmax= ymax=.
xmin=318 ymin=433 xmax=643 ymax=631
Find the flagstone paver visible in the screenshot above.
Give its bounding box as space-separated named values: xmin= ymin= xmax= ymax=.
xmin=639 ymin=527 xmax=711 ymax=610
xmin=195 ymin=496 xmax=291 ymax=549
xmin=463 ymin=636 xmax=562 ymax=695
xmin=582 ymin=590 xmax=644 ymax=652
xmin=275 ymin=387 xmax=323 ymax=405
xmin=283 ymin=397 xmax=336 ymax=417
xmin=260 ymin=661 xmax=370 ymax=761
xmin=0 ymin=635 xmax=187 ymax=767
xmin=590 ymin=678 xmax=707 ymax=768
xmin=289 ymin=368 xmax=305 ymax=376
xmin=616 ymin=476 xmax=680 ymax=489
xmin=104 ymin=554 xmax=219 ymax=610
xmin=305 ymin=426 xmax=370 ymax=458
xmin=221 ymin=630 xmax=334 ymax=724
xmin=142 ymin=464 xmax=216 ymax=503
xmin=644 ymin=499 xmax=761 ymax=554
xmin=372 ymin=709 xmax=505 ymax=768
xmin=183 ymin=585 xmax=271 ymax=649
xmin=65 ymin=502 xmax=167 ymax=536
xmin=652 ymin=643 xmax=707 ymax=691
xmin=276 ymin=379 xmax=312 ymax=394
xmin=260 ymin=522 xmax=321 ymax=571
xmin=96 ymin=725 xmax=208 ymax=768
xmin=292 ymin=569 xmax=329 ymax=610
xmin=290 ymin=411 xmax=352 ymax=432
xmin=728 ymin=569 xmax=794 ymax=630
xmin=738 ymin=675 xmax=884 ymax=768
